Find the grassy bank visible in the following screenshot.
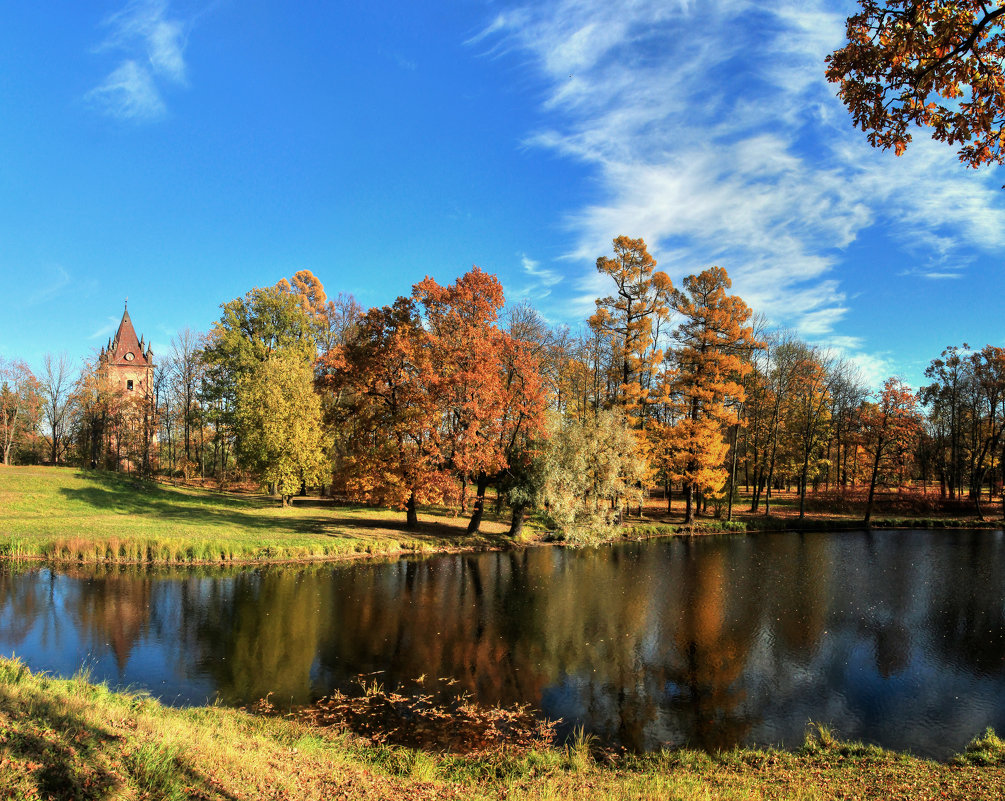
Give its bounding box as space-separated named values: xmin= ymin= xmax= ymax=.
xmin=2 ymin=466 xmax=1002 ymax=566
xmin=0 ymin=658 xmax=1002 ymax=800
xmin=0 ymin=466 xmax=513 ymax=565
xmin=626 ymin=514 xmax=1005 ymax=540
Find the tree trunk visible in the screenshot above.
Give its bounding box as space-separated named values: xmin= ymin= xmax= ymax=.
xmin=684 ymin=484 xmax=694 ymax=524
xmin=864 ymin=437 xmax=884 ymax=526
xmin=466 ymin=475 xmax=489 ymax=534
xmin=728 ymin=421 xmax=739 ymax=522
xmin=799 ymin=452 xmax=810 ymax=520
xmin=406 ymin=492 xmax=419 ymax=529
xmin=509 ymin=504 xmax=526 ymax=538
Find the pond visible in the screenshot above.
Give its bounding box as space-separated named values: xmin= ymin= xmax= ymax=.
xmin=0 ymin=529 xmax=1003 ymax=759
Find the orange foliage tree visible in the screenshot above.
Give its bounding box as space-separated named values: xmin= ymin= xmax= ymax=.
xmin=862 ymin=377 xmax=923 ymax=525
xmin=0 ymin=358 xmax=41 ymax=465
xmin=414 ymin=268 xmax=509 ymax=523
xmin=589 ymin=236 xmax=674 ymax=423
xmin=668 ymin=267 xmax=757 ymax=523
xmin=319 ymin=297 xmax=448 ymax=529
xmin=827 ymin=1 xmax=1005 ymax=169
xmin=414 ymin=268 xmax=547 ymax=534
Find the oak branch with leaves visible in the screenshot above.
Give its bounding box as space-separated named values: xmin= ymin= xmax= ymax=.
xmin=827 ymin=1 xmax=1005 ymax=169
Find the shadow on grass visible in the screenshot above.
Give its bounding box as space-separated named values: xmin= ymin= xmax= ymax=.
xmin=58 ymin=470 xmax=510 ymax=547
xmin=0 ymin=679 xmax=239 ymax=801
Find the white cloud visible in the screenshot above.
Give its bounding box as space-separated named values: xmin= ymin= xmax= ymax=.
xmin=521 ymin=254 xmax=561 ymax=286
xmin=87 ymin=0 xmax=190 ymax=121
xmin=86 ymin=59 xmax=166 ymax=120
xmin=508 ymin=253 xmax=565 ymax=301
xmin=476 ymin=0 xmax=1005 ymax=340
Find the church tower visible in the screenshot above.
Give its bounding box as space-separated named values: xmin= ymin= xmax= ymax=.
xmin=98 ymin=302 xmax=154 ymax=401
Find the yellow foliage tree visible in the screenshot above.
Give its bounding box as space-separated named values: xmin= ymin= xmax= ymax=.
xmin=234 ymin=354 xmax=327 ymax=506
xmin=668 ymin=267 xmax=757 ymax=523
xmin=589 ymin=236 xmax=674 ymax=424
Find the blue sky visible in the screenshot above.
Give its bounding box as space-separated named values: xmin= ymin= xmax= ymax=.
xmin=2 ymin=0 xmax=1004 ymax=389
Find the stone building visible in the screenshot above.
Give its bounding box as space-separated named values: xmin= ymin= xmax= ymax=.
xmin=94 ymin=303 xmax=156 ymax=471
xmin=98 ymin=303 xmax=154 ymax=402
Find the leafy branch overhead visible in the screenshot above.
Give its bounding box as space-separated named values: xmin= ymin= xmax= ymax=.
xmin=827 ymin=1 xmax=1005 ymax=168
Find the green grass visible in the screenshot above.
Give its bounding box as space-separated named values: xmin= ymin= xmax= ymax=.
xmin=0 ymin=657 xmax=1001 ymax=800
xmin=0 ymin=465 xmax=513 ymax=565
xmin=2 ymin=466 xmax=1000 ymax=566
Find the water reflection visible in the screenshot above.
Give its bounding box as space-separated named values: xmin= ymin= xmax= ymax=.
xmin=1 ymin=530 xmax=1004 ymax=759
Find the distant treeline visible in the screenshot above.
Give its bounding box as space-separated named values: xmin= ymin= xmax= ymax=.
xmin=3 ymin=236 xmax=1004 ymax=532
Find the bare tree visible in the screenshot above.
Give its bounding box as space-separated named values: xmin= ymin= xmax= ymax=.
xmin=170 ymin=329 xmax=203 ymax=466
xmin=39 ymin=352 xmax=73 ymax=465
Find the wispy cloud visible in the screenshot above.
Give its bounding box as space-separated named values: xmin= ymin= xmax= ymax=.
xmin=475 ymin=0 xmax=1005 ymax=339
xmin=86 ymin=0 xmax=190 ymax=121
xmin=508 ymin=253 xmax=564 ymax=302
xmin=89 ymin=316 xmax=121 ymax=341
xmin=27 ymin=265 xmax=72 ymax=306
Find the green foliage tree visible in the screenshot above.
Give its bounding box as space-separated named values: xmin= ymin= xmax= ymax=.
xmin=540 ymin=408 xmax=649 ymax=542
xmin=234 ymin=355 xmax=327 ymax=505
xmin=204 ymin=282 xmax=318 ymax=378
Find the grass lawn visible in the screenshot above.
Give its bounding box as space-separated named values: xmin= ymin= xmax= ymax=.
xmin=2 ymin=466 xmax=1000 ymax=566
xmin=0 ymin=657 xmax=1002 ymax=801
xmin=0 ymin=465 xmax=514 ymax=564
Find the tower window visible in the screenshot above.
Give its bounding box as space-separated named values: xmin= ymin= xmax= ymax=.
xmin=127 ymin=380 xmax=134 ymax=391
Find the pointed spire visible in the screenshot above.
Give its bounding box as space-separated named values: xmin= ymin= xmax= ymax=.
xmin=109 ymin=303 xmax=142 ymax=362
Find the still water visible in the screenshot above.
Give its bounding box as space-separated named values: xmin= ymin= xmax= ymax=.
xmin=1 ymin=530 xmax=1003 ymax=759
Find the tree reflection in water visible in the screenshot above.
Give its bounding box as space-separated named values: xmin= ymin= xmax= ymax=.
xmin=0 ymin=530 xmax=1003 ymax=759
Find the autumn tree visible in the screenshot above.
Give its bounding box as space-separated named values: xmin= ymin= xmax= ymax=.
xmin=539 ymin=408 xmax=649 ymax=540
xmin=589 ymin=236 xmax=674 ymax=421
xmin=827 ymin=1 xmax=1005 ymax=169
xmin=414 ymin=268 xmax=509 ymax=524
xmin=825 ymin=367 xmax=869 ymax=491
xmin=414 ymin=268 xmax=548 ymax=535
xmin=862 ymin=377 xmax=923 ymax=525
xmin=0 ymin=359 xmax=41 ymax=465
xmin=785 ymin=346 xmax=839 ymax=519
xmin=319 ymin=297 xmax=447 ymax=529
xmin=668 ymin=267 xmax=757 ymax=523
xmin=234 ymin=355 xmax=327 ymax=505
xmin=68 ymin=359 xmax=122 ymax=470
xmin=490 ymin=335 xmax=549 ymax=534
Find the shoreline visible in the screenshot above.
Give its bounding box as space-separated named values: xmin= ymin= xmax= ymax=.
xmin=2 ymin=466 xmax=1003 ymax=568
xmin=0 ymin=657 xmax=1001 ymax=800
xmin=4 ymin=515 xmax=1003 ymax=568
